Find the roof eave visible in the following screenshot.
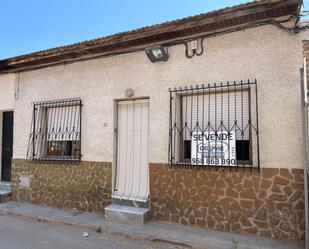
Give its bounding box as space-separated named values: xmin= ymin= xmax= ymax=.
xmin=0 ymin=0 xmax=301 ymax=74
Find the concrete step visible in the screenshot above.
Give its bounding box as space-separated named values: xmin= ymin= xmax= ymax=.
xmin=0 ymin=190 xmax=11 ymax=203
xmin=0 ymin=194 xmax=11 ymax=203
xmin=0 ymin=182 xmax=10 ymax=192
xmin=105 ymin=204 xmax=149 ymax=224
xmin=0 ymin=182 xmax=11 ymax=203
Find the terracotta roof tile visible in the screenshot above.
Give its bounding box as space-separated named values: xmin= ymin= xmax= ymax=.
xmin=0 ymin=0 xmax=301 ymax=73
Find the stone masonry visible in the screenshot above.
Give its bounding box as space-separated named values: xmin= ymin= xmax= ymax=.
xmin=149 ymin=164 xmax=305 ymax=241
xmin=11 ymin=159 xmax=112 ymax=212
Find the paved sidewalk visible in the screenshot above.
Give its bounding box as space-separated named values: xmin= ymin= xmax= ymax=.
xmin=0 ymin=201 xmax=304 ymax=249
xmin=0 ymin=215 xmax=188 ymax=249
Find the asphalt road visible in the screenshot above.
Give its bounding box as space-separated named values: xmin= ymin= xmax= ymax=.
xmin=0 ymin=215 xmax=186 ymax=249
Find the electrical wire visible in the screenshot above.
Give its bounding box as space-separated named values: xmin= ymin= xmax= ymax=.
xmin=2 ymin=14 xmax=308 ymax=73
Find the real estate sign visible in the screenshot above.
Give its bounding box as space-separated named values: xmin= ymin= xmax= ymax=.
xmin=191 ymin=131 xmax=236 ymax=166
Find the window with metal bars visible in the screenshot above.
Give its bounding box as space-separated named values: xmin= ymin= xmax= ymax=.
xmin=27 ymin=98 xmax=82 ymax=162
xmin=168 ymin=80 xmax=259 ymax=170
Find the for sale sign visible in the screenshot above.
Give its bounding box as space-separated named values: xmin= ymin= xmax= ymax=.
xmin=191 ymin=131 xmax=236 ymax=166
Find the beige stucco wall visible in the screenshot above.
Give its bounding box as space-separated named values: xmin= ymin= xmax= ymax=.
xmin=0 ymin=73 xmax=15 ymax=111
xmin=12 ymin=25 xmax=307 ymax=168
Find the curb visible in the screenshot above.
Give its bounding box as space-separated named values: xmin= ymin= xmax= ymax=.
xmin=0 ymin=210 xmax=207 ymax=249
xmin=0 ymin=210 xmax=99 ymax=230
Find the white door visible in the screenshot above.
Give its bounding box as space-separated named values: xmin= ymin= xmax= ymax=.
xmin=113 ymin=99 xmax=149 ymax=202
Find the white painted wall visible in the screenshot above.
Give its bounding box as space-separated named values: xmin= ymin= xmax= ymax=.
xmin=0 ymin=74 xmax=15 ymax=111
xmin=12 ymin=25 xmax=308 ymax=169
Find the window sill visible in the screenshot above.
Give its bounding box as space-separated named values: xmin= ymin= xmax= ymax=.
xmin=31 ymin=157 xmax=81 ymax=164
xmin=171 ymin=160 xmax=257 ymax=169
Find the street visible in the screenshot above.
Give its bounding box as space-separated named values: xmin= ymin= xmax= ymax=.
xmin=0 ymin=215 xmax=186 ymax=249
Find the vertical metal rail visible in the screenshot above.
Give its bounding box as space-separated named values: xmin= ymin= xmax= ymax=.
xmin=301 ymin=66 xmax=309 ymax=249
xmin=79 ymin=99 xmax=82 ymax=161
xmin=114 ymin=100 xmax=119 ymax=192
xmin=32 ymin=103 xmax=36 ymax=159
xmin=168 ymin=90 xmax=173 ymax=163
xmin=255 ymin=79 xmax=260 ymax=171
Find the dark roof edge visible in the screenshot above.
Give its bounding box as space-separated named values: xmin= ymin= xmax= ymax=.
xmin=0 ymin=0 xmax=302 ymax=74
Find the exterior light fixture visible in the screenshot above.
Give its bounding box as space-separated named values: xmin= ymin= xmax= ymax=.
xmin=125 ymin=88 xmax=134 ymax=98
xmin=145 ymin=45 xmax=169 ymax=63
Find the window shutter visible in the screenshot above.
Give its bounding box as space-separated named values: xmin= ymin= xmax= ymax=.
xmin=47 ymin=105 xmax=80 ymax=141
xmin=182 ymin=90 xmax=250 ymax=140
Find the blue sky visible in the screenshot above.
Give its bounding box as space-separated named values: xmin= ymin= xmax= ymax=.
xmin=1 ymin=0 xmax=308 ymax=59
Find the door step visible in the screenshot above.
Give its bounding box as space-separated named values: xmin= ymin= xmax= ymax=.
xmin=0 ymin=182 xmax=11 ymax=203
xmin=0 ymin=192 xmax=11 ymax=203
xmin=104 ymin=204 xmax=149 ymax=224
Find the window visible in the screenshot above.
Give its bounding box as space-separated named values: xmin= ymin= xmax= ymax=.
xmin=168 ymin=80 xmax=259 ymax=169
xmin=27 ymin=98 xmax=82 ymax=162
xmin=47 ymin=141 xmax=80 ymax=157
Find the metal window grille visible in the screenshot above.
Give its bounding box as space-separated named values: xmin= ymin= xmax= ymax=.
xmin=27 ymin=98 xmax=82 ymax=162
xmin=168 ymin=80 xmax=259 ymax=170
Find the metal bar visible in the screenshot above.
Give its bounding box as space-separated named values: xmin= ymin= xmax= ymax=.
xmin=196 ymin=85 xmax=199 ymax=165
xmin=168 ymin=90 xmax=173 ymax=163
xmin=174 ymin=90 xmax=177 ymax=164
xmin=208 ymin=84 xmax=210 ymax=160
xmin=241 ymin=80 xmax=244 ymax=168
xmin=228 ymin=81 xmax=231 ymax=166
xmin=300 ymin=66 xmax=309 ymax=249
xmin=202 ymin=85 xmax=205 ymax=133
xmin=169 ymin=81 xmax=256 ymax=92
xmin=32 ymin=103 xmax=36 ymax=159
xmin=215 ymin=83 xmax=217 ymax=165
xmin=191 ymin=86 xmax=193 ymax=165
xmin=234 ymin=81 xmax=237 ymax=168
xmin=221 ymin=82 xmax=223 ymax=168
xmin=79 ymin=100 xmax=83 ymax=160
xmin=114 ymin=100 xmax=119 ymax=191
xmin=185 ymin=87 xmax=188 ymax=161
xmin=255 ymin=79 xmax=260 ymax=170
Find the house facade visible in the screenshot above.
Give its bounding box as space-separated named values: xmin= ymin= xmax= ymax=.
xmin=0 ymin=0 xmax=308 ymax=242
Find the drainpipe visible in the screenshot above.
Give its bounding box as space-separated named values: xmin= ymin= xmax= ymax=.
xmin=300 ymin=62 xmax=309 ymax=249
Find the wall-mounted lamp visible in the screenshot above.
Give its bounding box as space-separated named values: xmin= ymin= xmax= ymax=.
xmin=145 ymin=45 xmax=169 ymax=63
xmin=125 ymin=88 xmax=134 ymax=98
